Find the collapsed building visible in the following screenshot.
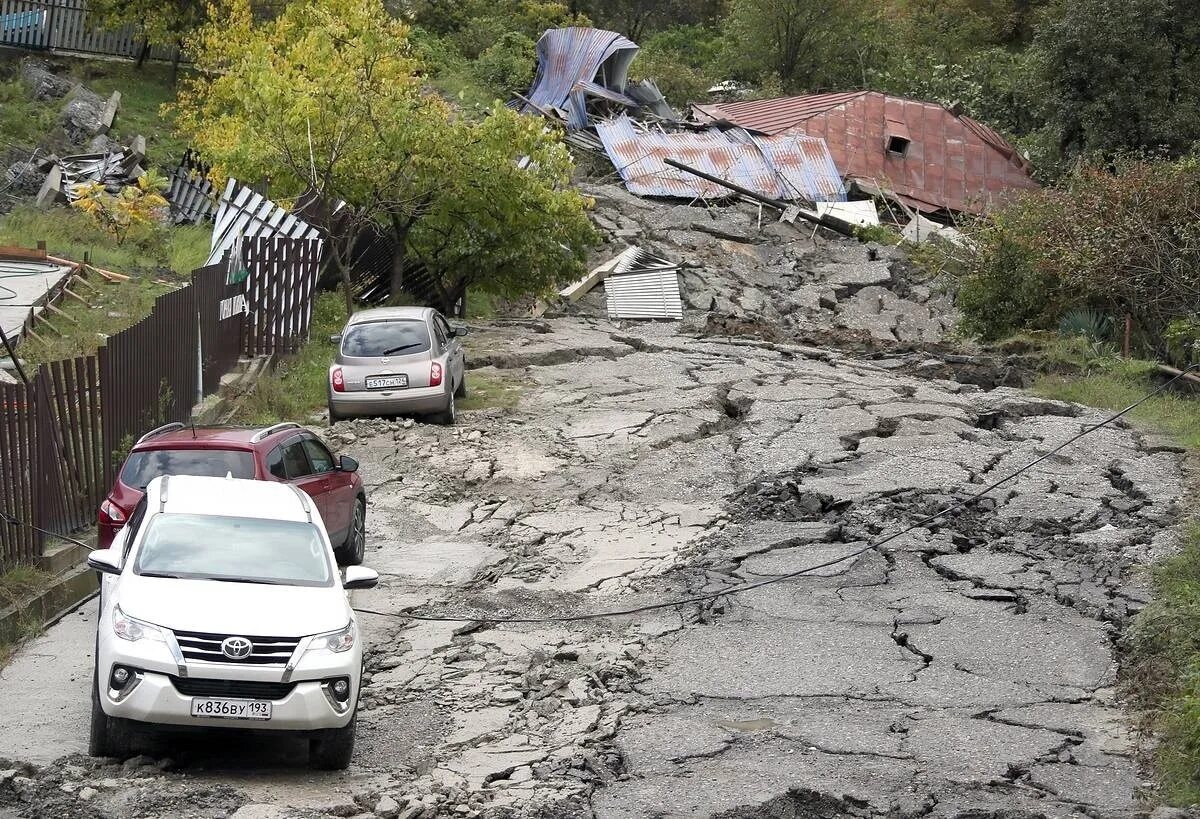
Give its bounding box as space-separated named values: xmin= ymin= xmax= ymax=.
xmin=515 ymin=28 xmax=1039 ymax=222
xmin=693 ymin=91 xmax=1039 ymax=217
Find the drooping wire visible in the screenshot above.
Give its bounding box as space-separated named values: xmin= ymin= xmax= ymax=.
xmin=353 ymin=363 xmax=1200 ymax=626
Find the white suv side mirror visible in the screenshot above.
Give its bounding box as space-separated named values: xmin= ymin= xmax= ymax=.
xmin=343 ymin=566 xmax=378 ymax=590
xmin=88 ymin=548 xmax=122 ymax=575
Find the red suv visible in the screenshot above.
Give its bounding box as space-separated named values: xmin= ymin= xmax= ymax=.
xmin=99 ymin=423 xmax=367 ymax=563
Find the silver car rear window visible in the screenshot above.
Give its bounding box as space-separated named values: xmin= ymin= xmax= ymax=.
xmin=341 ymin=320 xmax=431 ymax=357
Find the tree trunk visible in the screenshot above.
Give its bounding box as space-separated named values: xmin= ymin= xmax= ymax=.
xmin=389 ymin=244 xmax=406 ymax=305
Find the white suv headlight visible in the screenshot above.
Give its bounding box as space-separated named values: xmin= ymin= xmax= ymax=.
xmin=305 ymin=621 xmax=356 ymax=655
xmin=112 ymin=605 xmax=166 ymax=643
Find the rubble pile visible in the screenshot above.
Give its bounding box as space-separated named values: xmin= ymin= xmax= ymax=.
xmin=559 ymin=182 xmax=957 ymax=348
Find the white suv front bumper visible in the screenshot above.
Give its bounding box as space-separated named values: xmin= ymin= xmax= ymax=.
xmin=101 ymin=671 xmax=355 ymax=731
xmin=98 ymin=629 xmax=361 ymax=732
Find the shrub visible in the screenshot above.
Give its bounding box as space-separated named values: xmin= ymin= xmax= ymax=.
xmin=71 ymin=170 xmax=170 ymax=246
xmin=630 ymin=50 xmax=711 ymax=109
xmin=471 ymin=32 xmax=536 ymax=99
xmin=1058 ymin=308 xmax=1113 ymax=342
xmin=951 ymin=155 xmax=1200 ymax=353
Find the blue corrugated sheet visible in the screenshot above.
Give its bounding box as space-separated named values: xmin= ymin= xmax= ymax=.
xmin=595 ymin=116 xmax=847 ymax=203
xmin=520 ymin=27 xmax=638 ymax=129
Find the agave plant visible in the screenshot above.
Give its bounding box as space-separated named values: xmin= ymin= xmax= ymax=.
xmin=1058 ymin=308 xmax=1114 ymax=342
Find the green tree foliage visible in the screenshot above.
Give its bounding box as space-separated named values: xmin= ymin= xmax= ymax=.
xmin=721 ymin=0 xmax=882 ymax=92
xmin=176 ymin=0 xmax=595 ymax=315
xmin=471 ymin=32 xmax=537 ymax=98
xmin=410 ymin=0 xmax=582 ymax=56
xmin=571 ymin=0 xmax=721 ymax=42
xmin=1030 ymin=0 xmax=1200 ymax=163
xmin=87 ymin=0 xmax=205 ymax=64
xmin=952 ymin=156 xmax=1200 ymax=364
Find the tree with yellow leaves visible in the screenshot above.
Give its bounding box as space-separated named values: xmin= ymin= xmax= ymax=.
xmin=173 ymin=0 xmax=595 ymax=315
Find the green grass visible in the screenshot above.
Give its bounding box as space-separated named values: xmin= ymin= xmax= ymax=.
xmin=0 ymin=566 xmax=52 ymax=667
xmin=84 ymin=62 xmax=192 ymax=163
xmin=1128 ymin=525 xmax=1200 ymax=804
xmin=0 ymin=565 xmax=52 ymax=608
xmin=15 ymin=274 xmax=171 ymax=367
xmin=0 ymin=76 xmax=60 ymax=147
xmin=0 ymin=204 xmax=210 ymax=366
xmin=0 ymin=207 xmax=211 ymax=277
xmin=458 ymin=370 xmax=526 ymax=412
xmin=427 ymin=67 xmax=503 ymax=114
xmin=1032 ymin=358 xmax=1200 ymax=450
xmin=0 ymin=54 xmax=187 ymax=161
xmin=231 ymin=292 xmax=348 ymax=424
xmin=1036 ymin=353 xmax=1200 ymax=804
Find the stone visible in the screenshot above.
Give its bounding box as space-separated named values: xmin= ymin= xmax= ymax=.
xmin=4 ymin=162 xmax=42 ymax=196
xmin=121 ymin=754 xmax=155 ymax=772
xmin=20 ymin=59 xmax=72 ymax=100
xmin=375 ymin=794 xmax=400 ymax=818
xmin=60 ymin=87 xmax=106 ymax=143
xmin=78 ymin=787 xmax=97 ymax=801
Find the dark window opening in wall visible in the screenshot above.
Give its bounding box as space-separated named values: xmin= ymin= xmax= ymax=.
xmin=887 ymin=135 xmax=911 ymax=156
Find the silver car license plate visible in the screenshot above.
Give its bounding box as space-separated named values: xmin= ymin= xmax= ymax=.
xmin=365 ymin=375 xmax=407 ymax=390
xmin=190 ymin=697 xmax=272 ymax=720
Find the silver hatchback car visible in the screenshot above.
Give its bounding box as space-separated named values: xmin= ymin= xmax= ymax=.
xmin=327 ymin=307 xmax=468 ymax=424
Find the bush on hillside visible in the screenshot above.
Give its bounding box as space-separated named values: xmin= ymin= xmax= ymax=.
xmin=952 ymin=155 xmax=1200 ymax=366
xmin=472 ymin=32 xmax=536 ymax=99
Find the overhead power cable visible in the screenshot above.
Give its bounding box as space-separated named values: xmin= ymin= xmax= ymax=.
xmin=353 ymin=363 xmax=1200 ymax=626
xmin=0 ymin=368 xmax=1195 ymax=625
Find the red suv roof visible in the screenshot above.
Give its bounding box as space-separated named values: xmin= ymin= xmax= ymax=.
xmin=132 ymin=422 xmax=304 ymax=451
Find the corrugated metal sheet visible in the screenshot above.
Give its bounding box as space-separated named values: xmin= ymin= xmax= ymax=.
xmin=594 ymin=115 xmax=845 ymax=202
xmin=605 ymin=249 xmax=683 ymax=320
xmin=693 ymin=92 xmax=867 ymax=135
xmin=692 ymin=91 xmax=1038 ymax=215
xmin=166 ymin=149 xmax=217 ymax=225
xmin=206 ymin=178 xmax=323 ymax=266
xmin=520 ymin=27 xmax=638 ymax=129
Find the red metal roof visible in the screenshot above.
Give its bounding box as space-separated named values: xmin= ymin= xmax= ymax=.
xmin=693 ymin=91 xmax=1038 ymax=215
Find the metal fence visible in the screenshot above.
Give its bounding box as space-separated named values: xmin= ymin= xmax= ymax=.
xmin=97 ymin=285 xmax=199 ymax=488
xmin=193 ymin=257 xmax=245 ymax=395
xmin=243 ymin=237 xmax=322 ymax=357
xmin=0 ymin=0 xmax=180 ymax=61
xmin=0 ymin=241 xmax=320 ymax=567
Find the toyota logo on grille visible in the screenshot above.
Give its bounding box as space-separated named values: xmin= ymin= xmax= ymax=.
xmin=221 ymin=636 xmax=254 ymax=660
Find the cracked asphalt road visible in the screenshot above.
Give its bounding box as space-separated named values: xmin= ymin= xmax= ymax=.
xmin=0 ymin=318 xmax=1187 ymax=819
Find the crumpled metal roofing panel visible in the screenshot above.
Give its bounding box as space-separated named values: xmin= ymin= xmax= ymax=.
xmin=595 ymin=116 xmax=845 ymax=202
xmin=521 ymin=27 xmax=638 ymax=129
xmin=726 ymin=129 xmax=847 ymax=203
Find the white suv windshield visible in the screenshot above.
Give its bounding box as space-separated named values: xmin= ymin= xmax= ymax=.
xmin=134 ymin=514 xmax=333 ymax=587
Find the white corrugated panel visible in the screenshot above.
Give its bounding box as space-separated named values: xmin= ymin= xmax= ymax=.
xmin=605 ymin=268 xmax=683 ymax=320
xmin=206 ymin=178 xmax=322 ymax=265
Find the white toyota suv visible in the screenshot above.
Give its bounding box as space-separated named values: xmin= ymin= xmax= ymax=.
xmin=87 ymin=474 xmax=378 ymax=769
